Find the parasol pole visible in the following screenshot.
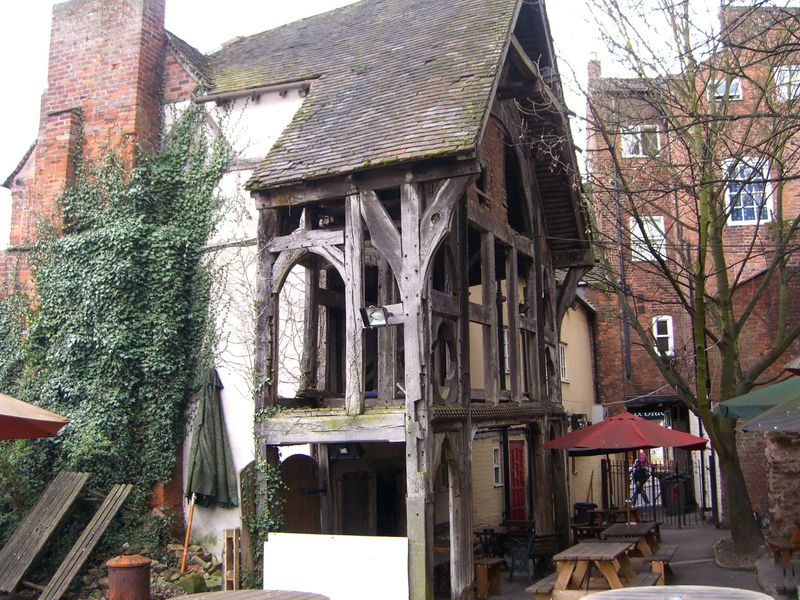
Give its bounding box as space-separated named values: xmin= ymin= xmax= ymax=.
xmin=180 ymin=493 xmax=197 ymax=574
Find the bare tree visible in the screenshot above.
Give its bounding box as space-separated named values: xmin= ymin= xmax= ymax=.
xmin=584 ymin=0 xmax=800 ymax=552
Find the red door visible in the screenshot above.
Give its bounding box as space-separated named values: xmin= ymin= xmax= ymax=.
xmin=509 ymin=441 xmax=526 ymax=520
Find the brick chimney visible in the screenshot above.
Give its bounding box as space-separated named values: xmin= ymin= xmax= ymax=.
xmin=9 ymin=0 xmax=166 ymax=248
xmin=587 ymin=52 xmax=601 ymax=81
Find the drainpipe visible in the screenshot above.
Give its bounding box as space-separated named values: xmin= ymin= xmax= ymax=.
xmin=612 ymin=167 xmax=631 ymax=379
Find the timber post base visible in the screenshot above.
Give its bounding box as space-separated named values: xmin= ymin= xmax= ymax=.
xmin=475 ymin=557 xmax=504 ymax=599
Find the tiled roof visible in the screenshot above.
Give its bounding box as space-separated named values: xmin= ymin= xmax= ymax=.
xmin=166 ymin=31 xmax=212 ymax=86
xmin=202 ymin=0 xmax=518 ymax=191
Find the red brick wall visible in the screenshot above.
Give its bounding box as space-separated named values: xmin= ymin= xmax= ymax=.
xmin=163 ymin=50 xmax=200 ymax=102
xmin=1 ymin=0 xmax=167 ymax=291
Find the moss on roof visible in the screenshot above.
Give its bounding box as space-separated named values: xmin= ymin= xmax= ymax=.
xmin=200 ymin=0 xmax=518 ymax=191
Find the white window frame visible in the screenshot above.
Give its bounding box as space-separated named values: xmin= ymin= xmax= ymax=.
xmin=621 ymin=124 xmax=660 ymax=158
xmin=775 ymin=65 xmax=800 ymax=101
xmin=724 ymin=157 xmax=772 ymax=226
xmin=492 ymin=447 xmax=503 ymax=486
xmin=559 ymin=342 xmax=568 ymax=382
xmin=652 ymin=315 xmax=674 ymax=357
xmin=710 ymin=77 xmax=743 ymax=101
xmin=630 ymin=215 xmax=666 ymax=262
xmin=503 ymin=327 xmax=511 ymax=374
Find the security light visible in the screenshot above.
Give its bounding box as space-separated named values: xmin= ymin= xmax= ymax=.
xmin=360 ymin=305 xmax=389 ymax=328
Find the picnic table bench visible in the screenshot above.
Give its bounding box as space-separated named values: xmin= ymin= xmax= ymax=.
xmin=475 ymin=557 xmax=504 ymax=599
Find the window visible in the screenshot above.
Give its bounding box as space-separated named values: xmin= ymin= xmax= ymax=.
xmin=559 ymin=342 xmax=568 ymax=382
xmin=710 ymin=77 xmax=742 ymax=101
xmin=503 ymin=328 xmax=511 ymax=374
xmin=652 ymin=315 xmax=674 ymax=357
xmin=621 ymin=125 xmax=659 ymax=158
xmin=492 ymin=448 xmax=502 ymax=486
xmin=775 ymin=65 xmax=800 ymax=100
xmin=725 ymin=157 xmax=771 ymax=225
xmin=630 ymin=216 xmax=666 ymax=262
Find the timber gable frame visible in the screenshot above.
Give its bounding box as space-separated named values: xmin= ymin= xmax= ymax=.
xmin=241 ymin=0 xmax=590 ymax=598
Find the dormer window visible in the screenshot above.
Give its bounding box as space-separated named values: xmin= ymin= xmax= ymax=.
xmin=775 ymin=65 xmax=800 ymax=100
xmin=710 ymin=77 xmax=742 ymax=101
xmin=621 ymin=125 xmax=659 ymax=158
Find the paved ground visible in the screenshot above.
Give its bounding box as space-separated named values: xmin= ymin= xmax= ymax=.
xmin=486 ymin=523 xmax=771 ymax=599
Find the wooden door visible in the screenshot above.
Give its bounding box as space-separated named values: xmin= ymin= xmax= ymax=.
xmin=280 ymin=454 xmax=321 ymax=533
xmin=509 ymin=441 xmax=526 ymax=520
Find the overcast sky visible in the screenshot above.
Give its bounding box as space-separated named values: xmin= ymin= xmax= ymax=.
xmin=0 ymin=0 xmax=601 ymax=233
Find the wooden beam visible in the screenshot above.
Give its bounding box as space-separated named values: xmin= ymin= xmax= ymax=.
xmin=506 ymin=247 xmax=522 ymax=402
xmin=300 ymin=265 xmax=319 ymax=390
xmin=267 ymin=228 xmax=344 ymax=252
xmin=400 ymin=182 xmax=435 ymax=600
xmin=430 ymin=290 xmax=460 ymax=319
xmin=481 ymin=232 xmax=500 ymax=404
xmin=377 ymin=256 xmax=398 ymax=403
xmin=419 ymin=176 xmax=471 ymax=271
xmin=255 ymin=209 xmax=279 ymax=409
xmin=556 ymin=266 xmax=590 ymax=329
xmin=256 ymin=410 xmax=405 ymax=444
xmin=253 ymin=159 xmax=481 ymax=208
xmin=360 ymin=191 xmax=403 ymax=281
xmin=344 ymin=194 xmax=365 ymax=416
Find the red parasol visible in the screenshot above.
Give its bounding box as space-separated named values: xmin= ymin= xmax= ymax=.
xmin=544 ymin=411 xmax=707 ymax=455
xmin=0 ymin=392 xmax=70 ymax=439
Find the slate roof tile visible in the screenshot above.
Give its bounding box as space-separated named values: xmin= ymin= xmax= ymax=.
xmin=200 ymin=0 xmax=517 ymax=191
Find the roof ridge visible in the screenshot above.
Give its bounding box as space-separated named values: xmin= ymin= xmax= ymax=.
xmin=207 ymin=0 xmax=365 ymax=59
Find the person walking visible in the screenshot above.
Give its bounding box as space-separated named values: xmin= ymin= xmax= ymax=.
xmin=630 ymin=450 xmax=651 ymax=506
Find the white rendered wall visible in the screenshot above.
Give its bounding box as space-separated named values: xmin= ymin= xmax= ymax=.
xmin=177 ymin=89 xmax=306 ymax=554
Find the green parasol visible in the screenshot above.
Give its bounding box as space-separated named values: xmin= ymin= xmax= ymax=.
xmin=718 ymin=376 xmax=800 ymax=420
xmin=186 ymin=368 xmax=239 ymax=508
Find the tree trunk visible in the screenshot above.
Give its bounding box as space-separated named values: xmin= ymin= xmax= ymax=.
xmin=715 ymin=423 xmax=764 ymax=554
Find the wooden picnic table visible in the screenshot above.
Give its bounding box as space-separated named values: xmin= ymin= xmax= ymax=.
xmin=552 ymin=541 xmax=637 ymax=593
xmin=582 ymin=584 xmax=773 ymax=598
xmin=602 ymin=521 xmax=660 ymax=558
xmin=182 ymin=592 xmax=330 ymax=599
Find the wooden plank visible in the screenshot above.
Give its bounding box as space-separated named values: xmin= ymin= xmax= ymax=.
xmin=40 ymin=483 xmax=132 ymax=600
xmin=256 ymin=409 xmax=406 ymax=444
xmin=0 ymin=471 xmax=90 ymax=593
xmin=360 ymin=190 xmax=403 ymax=280
xmin=344 ymin=194 xmax=365 ymax=416
xmin=266 ymin=229 xmax=344 ymax=252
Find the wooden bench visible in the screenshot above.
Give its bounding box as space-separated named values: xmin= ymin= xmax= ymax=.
xmin=647 ymin=543 xmax=676 ymax=584
xmin=0 ymin=471 xmax=90 ymax=594
xmin=475 ymin=557 xmax=504 ymax=599
xmin=767 ymin=521 xmax=800 ymax=565
xmin=775 ymin=560 xmax=800 ymax=594
xmin=629 ymin=571 xmax=661 ymax=587
xmin=524 ymin=572 xmax=557 ymax=600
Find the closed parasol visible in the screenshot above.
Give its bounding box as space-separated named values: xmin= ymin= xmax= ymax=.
xmin=543 ymin=411 xmax=707 ymax=455
xmin=0 ymin=392 xmax=69 ymax=439
xmin=185 ymin=368 xmax=238 ymax=508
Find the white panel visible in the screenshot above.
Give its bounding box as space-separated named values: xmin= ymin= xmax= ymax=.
xmin=263 ymin=533 xmax=408 ymax=600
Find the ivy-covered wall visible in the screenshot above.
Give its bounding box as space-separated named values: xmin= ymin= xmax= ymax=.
xmin=0 ymin=105 xmax=231 ymax=544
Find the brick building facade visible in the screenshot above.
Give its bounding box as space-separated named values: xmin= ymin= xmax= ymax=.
xmin=584 ymin=6 xmax=800 ymax=529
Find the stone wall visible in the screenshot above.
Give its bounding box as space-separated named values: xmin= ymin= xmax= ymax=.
xmin=765 ymin=433 xmax=800 ymax=539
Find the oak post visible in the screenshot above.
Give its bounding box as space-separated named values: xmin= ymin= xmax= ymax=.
xmin=344 ymin=193 xmax=365 ymax=416
xmin=401 ymin=181 xmax=434 ymax=600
